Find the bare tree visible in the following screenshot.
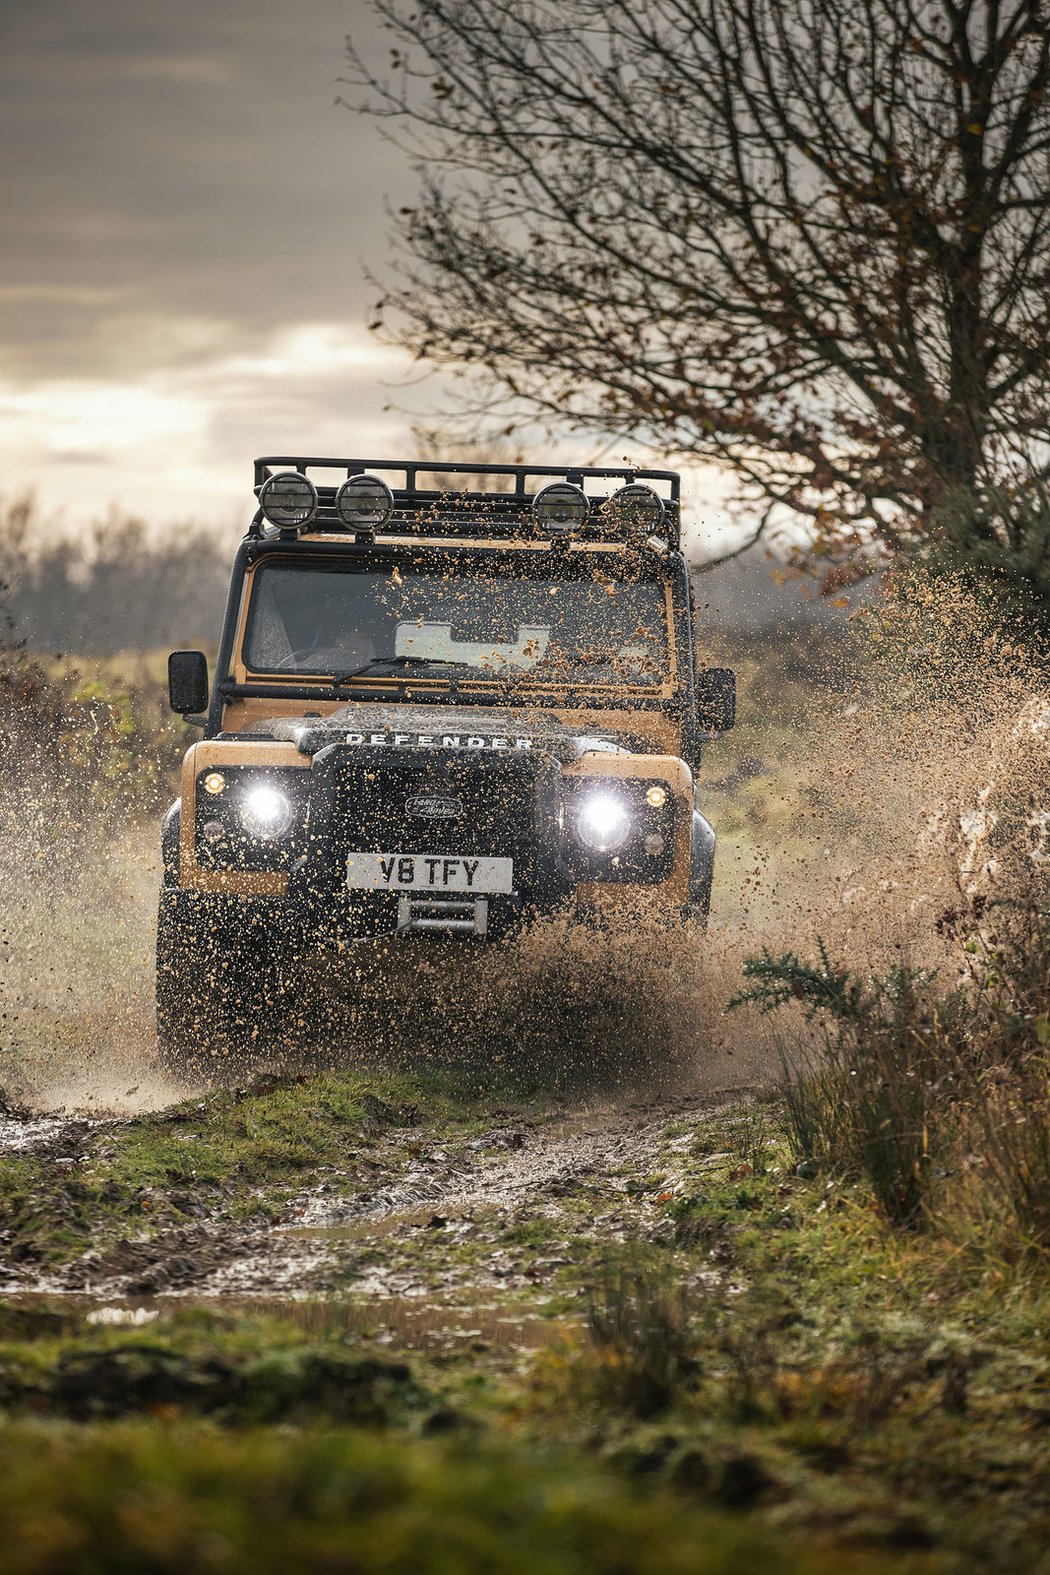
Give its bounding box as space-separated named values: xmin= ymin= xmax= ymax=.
xmin=346 ymin=0 xmax=1050 ymax=583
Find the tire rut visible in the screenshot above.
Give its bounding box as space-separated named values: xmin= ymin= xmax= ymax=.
xmin=0 ymin=1090 xmax=739 ymax=1304
xmin=204 ymin=1092 xmax=734 ymax=1299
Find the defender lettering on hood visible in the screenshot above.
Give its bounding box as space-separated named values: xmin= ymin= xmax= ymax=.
xmin=344 ymin=731 xmax=534 ymax=751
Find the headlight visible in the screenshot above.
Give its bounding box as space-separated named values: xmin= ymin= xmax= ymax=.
xmin=605 ymin=483 xmax=665 ymax=536
xmin=239 ymin=784 xmax=294 ymax=840
xmin=335 ymin=472 xmax=395 ymax=531
xmin=195 ymin=766 xmax=304 ymax=870
xmin=258 ymin=470 xmax=318 ymax=529
xmin=533 ymin=482 xmax=590 ymax=533
xmin=575 ymin=792 xmax=632 ymax=853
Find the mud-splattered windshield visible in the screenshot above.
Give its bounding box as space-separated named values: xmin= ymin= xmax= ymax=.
xmin=244 ymin=559 xmax=672 ymax=688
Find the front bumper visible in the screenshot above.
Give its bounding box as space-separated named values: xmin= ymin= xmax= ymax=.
xmin=158 ymin=884 xmax=533 ymax=950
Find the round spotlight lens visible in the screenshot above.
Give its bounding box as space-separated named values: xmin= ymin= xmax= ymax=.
xmin=335 ymin=473 xmax=395 ymax=530
xmin=646 ymin=784 xmax=667 ymax=808
xmin=203 ymin=771 xmax=226 ymax=796
xmin=239 ymin=784 xmax=293 ymax=840
xmin=202 ymin=819 xmax=226 ymax=844
xmin=606 ymin=483 xmax=665 ymax=536
xmin=533 ymin=482 xmax=590 ymax=534
xmin=258 ymin=471 xmax=318 ymax=529
xmin=643 ymin=832 xmax=666 ymax=856
xmin=576 ymin=792 xmax=631 ymax=853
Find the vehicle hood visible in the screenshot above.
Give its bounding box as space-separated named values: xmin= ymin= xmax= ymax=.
xmin=247 ymin=702 xmax=654 ymax=763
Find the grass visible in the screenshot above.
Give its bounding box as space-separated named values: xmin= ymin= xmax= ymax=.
xmin=0 ymin=1423 xmax=814 ymax=1575
xmin=0 ymin=1069 xmax=534 ymax=1268
xmin=2 ymin=1064 xmax=1050 ymax=1569
xmin=530 ymin=1108 xmax=1050 ymax=1571
xmin=0 ymin=1302 xmax=429 ymax=1426
xmin=584 ymin=1250 xmax=697 ymax=1417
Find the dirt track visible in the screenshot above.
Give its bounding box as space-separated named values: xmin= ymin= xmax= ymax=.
xmin=0 ymin=1088 xmax=744 ymax=1329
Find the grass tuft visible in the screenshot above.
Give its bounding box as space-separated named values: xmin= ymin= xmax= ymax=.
xmin=731 ymin=912 xmax=1050 ymax=1248
xmin=584 ymin=1253 xmax=698 ymax=1417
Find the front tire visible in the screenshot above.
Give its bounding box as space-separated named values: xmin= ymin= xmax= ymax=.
xmin=155 ymin=898 xmax=277 ymax=1078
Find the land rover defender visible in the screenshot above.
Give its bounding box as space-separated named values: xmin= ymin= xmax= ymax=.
xmin=157 ymin=457 xmax=735 ymax=1066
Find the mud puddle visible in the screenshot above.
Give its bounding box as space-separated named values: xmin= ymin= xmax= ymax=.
xmin=1 ymin=1086 xmax=747 ymax=1312
xmin=0 ymin=1110 xmax=79 ymax=1155
xmin=6 ymin=1290 xmax=572 ymax=1351
xmin=288 ymin=1096 xmax=735 ymax=1230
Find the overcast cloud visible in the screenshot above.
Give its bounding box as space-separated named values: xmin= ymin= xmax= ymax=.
xmin=0 ymin=0 xmax=734 ymax=552
xmin=0 ymin=0 xmax=436 ymax=526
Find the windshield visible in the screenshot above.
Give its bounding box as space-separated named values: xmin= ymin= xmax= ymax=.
xmin=244 ymin=559 xmax=672 ymax=689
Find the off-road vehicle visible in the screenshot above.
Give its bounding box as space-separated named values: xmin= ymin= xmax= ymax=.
xmin=158 ymin=458 xmax=735 ymax=1067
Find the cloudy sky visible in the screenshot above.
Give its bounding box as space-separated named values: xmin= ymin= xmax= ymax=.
xmin=0 ymin=0 xmax=734 ymax=549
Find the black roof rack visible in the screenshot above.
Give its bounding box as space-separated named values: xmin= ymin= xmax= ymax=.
xmin=251 ymin=456 xmax=682 ymax=550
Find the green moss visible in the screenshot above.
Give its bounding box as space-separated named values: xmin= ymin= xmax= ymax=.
xmin=0 ymin=1302 xmax=432 ymax=1426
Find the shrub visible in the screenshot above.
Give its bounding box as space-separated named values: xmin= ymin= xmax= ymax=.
xmin=956 ymin=906 xmax=1050 ymax=1249
xmin=732 ymin=914 xmax=1050 ymax=1252
xmin=729 ymin=943 xmax=957 ymax=1226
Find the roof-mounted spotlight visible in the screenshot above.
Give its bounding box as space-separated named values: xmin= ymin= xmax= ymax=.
xmin=334 ymin=473 xmax=395 ymax=533
xmin=258 ymin=471 xmax=318 ymax=530
xmin=605 ymin=483 xmax=666 ymax=539
xmin=533 ymin=481 xmax=590 ymax=534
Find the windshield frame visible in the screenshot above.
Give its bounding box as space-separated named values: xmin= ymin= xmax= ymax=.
xmin=234 ymin=543 xmax=680 ymax=701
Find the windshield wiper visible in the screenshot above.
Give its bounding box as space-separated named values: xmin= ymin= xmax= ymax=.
xmin=332 ymin=655 xmax=471 ymax=683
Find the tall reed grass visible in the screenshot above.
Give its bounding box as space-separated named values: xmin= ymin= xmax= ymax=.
xmin=732 ymin=910 xmax=1050 ymax=1249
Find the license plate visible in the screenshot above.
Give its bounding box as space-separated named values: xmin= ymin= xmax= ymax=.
xmin=346 ymin=852 xmax=513 ymax=894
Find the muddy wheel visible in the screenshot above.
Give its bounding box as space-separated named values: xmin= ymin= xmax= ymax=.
xmin=155 ymin=901 xmax=276 ymax=1078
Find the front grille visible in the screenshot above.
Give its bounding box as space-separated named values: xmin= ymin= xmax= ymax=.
xmin=300 ymin=744 xmax=565 ymax=901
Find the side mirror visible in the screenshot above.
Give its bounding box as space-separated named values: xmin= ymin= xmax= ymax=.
xmin=697 ymin=667 xmax=736 ymax=733
xmin=168 ymin=650 xmax=209 ymax=716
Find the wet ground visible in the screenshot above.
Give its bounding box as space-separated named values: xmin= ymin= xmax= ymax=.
xmin=0 ymin=1084 xmax=748 ymax=1348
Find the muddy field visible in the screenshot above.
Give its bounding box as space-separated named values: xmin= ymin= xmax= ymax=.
xmin=0 ymin=1081 xmax=740 ymax=1318
xmin=1 ymin=1060 xmax=1048 ymax=1575
xmin=1 ymin=599 xmax=1049 ymax=1572
xmin=0 ymin=1077 xmax=748 ymax=1304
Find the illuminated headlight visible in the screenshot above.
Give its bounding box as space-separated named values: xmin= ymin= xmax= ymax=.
xmin=335 ymin=472 xmax=395 ymax=530
xmin=576 ymin=793 xmax=632 ymax=853
xmin=533 ymin=482 xmax=590 ymax=534
xmin=239 ymin=784 xmax=294 ymax=840
xmin=258 ymin=470 xmax=318 ymax=529
xmin=605 ymin=483 xmax=665 ymax=537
